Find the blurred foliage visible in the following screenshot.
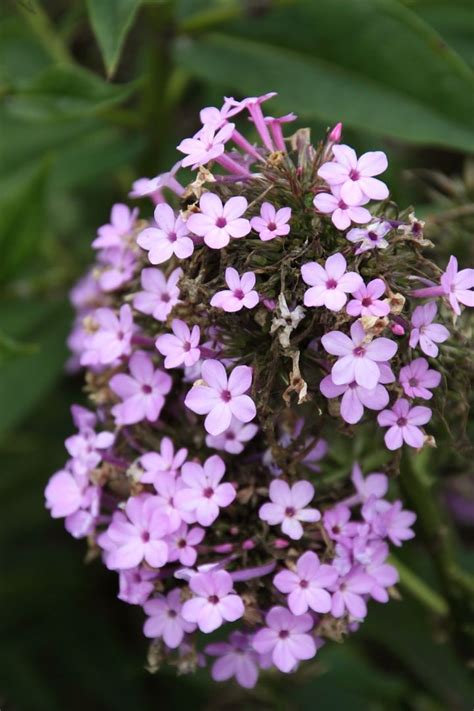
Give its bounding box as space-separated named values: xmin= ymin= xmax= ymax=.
xmin=0 ymin=0 xmax=473 ymax=709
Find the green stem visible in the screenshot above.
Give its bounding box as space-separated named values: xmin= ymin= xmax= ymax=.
xmin=389 ymin=554 xmax=449 ymax=617
xmin=15 ymin=0 xmax=73 ymax=65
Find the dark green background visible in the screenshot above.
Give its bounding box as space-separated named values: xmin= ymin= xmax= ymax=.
xmin=1 ymin=1 xmax=473 ymax=709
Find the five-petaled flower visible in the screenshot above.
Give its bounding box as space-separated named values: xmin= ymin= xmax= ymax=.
xmin=250 ymin=202 xmax=291 ymax=241
xmin=175 ymin=454 xmax=236 ymax=526
xmin=110 ymin=352 xmax=172 ymax=425
xmin=143 ymin=588 xmax=196 ymax=648
xmin=259 ymin=479 xmax=321 ymax=540
xmin=346 ymin=278 xmax=390 ymax=318
xmin=273 ymin=551 xmax=338 ymax=615
xmin=252 ymin=606 xmax=316 ymax=673
xmin=155 ymin=319 xmax=201 ymax=369
xmin=377 ymin=398 xmax=432 ymax=450
xmin=181 ymin=570 xmax=245 ymax=633
xmin=210 ymin=267 xmax=259 ymax=312
xmin=318 ymin=145 xmax=389 ymax=205
xmin=399 ymin=358 xmax=441 ymax=400
xmin=137 ymin=203 xmax=194 ymax=264
xmin=133 ymin=267 xmax=182 ymax=322
xmin=187 ymin=193 xmax=251 ymax=249
xmin=409 ymin=303 xmax=449 ymax=357
xmin=301 ymin=253 xmax=363 ymax=312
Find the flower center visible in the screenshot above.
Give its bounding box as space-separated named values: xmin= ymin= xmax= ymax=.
xmin=338 ymin=199 xmax=348 ymax=210
xmin=408 ymin=377 xmax=418 ymax=387
xmin=368 ymin=231 xmax=378 ymax=242
xmin=221 ymin=389 xmax=232 ymax=403
xmin=117 ymin=330 xmax=124 ymax=340
xmin=326 ymin=278 xmax=338 ymax=289
xmin=285 ymin=506 xmax=296 ymax=517
xmin=142 ymin=384 xmax=153 ymax=394
xmin=300 ymin=580 xmax=309 ymax=589
xmin=141 ymin=531 xmax=150 ymax=542
xmin=183 ymin=341 xmax=192 ymax=352
xmin=216 ymin=217 xmax=227 ymax=228
xmin=278 ymin=630 xmax=290 ymax=639
xmin=396 ymin=417 xmax=407 ymax=427
xmin=225 ymin=431 xmax=236 ymax=440
xmin=361 ymin=297 xmax=372 ymax=307
xmin=353 ymin=346 xmax=366 ymax=357
xmin=267 ymin=222 xmax=276 ymax=231
xmin=208 ymin=595 xmax=219 ymax=605
xmin=161 ymin=292 xmax=170 ymax=303
xmin=349 ymin=169 xmax=360 ymax=180
xmin=203 ymin=487 xmax=214 ymax=499
xmin=168 ymin=231 xmax=177 ymax=242
xmin=333 ymin=525 xmax=341 ymax=535
xmin=168 ymin=609 xmax=177 ymax=618
xmin=178 ymin=539 xmax=186 ymax=548
xmin=233 ymin=289 xmax=245 ymax=300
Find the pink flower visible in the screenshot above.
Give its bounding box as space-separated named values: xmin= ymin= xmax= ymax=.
xmin=210 ymin=267 xmax=259 ymax=312
xmin=351 ymin=462 xmax=388 ymax=503
xmin=323 ymin=505 xmax=357 ymax=542
xmin=320 ymin=362 xmax=394 ymax=425
xmin=118 ymin=567 xmax=157 ymax=605
xmin=205 ymin=632 xmax=260 ymax=689
xmin=129 ymin=162 xmax=184 ymax=200
xmin=152 ymin=473 xmax=192 ymax=529
xmin=167 ymin=523 xmax=205 ymax=566
xmin=377 ymin=398 xmax=432 ymax=450
xmin=273 ymin=551 xmax=338 ymax=615
xmin=440 ymin=255 xmax=474 ymax=315
xmin=301 ymin=253 xmax=363 ymax=312
xmin=137 ymin=203 xmax=194 ymax=264
xmin=346 ymin=278 xmax=390 ymax=317
xmin=97 ymin=247 xmax=136 ymax=292
xmin=206 ymin=416 xmax=258 ymax=454
xmin=250 ymin=202 xmax=291 ymax=241
xmin=259 ymin=479 xmax=321 ymax=540
xmin=409 ymin=303 xmax=449 ymax=357
xmin=133 ymin=267 xmax=182 ymax=322
xmin=105 ymin=494 xmax=172 ymax=570
xmin=83 ymin=304 xmax=135 ymax=366
xmin=177 ymin=122 xmax=234 ymax=169
xmin=399 ymin=358 xmax=441 ymax=400
xmin=155 ymin=319 xmax=201 ymax=368
xmin=93 ymin=203 xmax=138 ymax=249
xmin=364 ymin=543 xmax=399 ymax=603
xmin=181 ymin=569 xmax=245 ymax=633
xmin=187 ymin=193 xmax=251 ymax=249
xmin=64 ymin=424 xmax=114 ymax=476
xmin=110 ymin=352 xmax=172 ymax=425
xmin=347 ymin=220 xmax=391 ymax=254
xmin=331 ymin=567 xmax=374 ymax=619
xmin=143 ymin=589 xmax=196 ymax=648
xmin=184 ymin=360 xmax=256 ymax=436
xmin=45 ymin=466 xmax=100 ymax=538
xmin=313 ymin=187 xmax=371 ymax=230
xmin=322 ymin=321 xmax=398 ymax=389
xmin=252 ymin=606 xmax=316 ymax=673
xmin=140 ymin=438 xmax=187 ymax=484
xmin=175 ymin=454 xmax=236 ymax=526
xmin=374 ymin=500 xmax=416 ymax=546
xmin=318 ymin=145 xmax=389 ymax=205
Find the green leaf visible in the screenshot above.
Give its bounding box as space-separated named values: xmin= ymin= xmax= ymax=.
xmin=6 ymin=64 xmax=138 ymax=121
xmin=175 ymin=0 xmax=474 ymax=151
xmin=409 ymin=0 xmax=474 ymax=68
xmin=86 ymin=0 xmax=143 ymax=77
xmin=0 ymin=161 xmax=50 ymax=284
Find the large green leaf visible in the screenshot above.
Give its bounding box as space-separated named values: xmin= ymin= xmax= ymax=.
xmin=409 ymin=0 xmax=474 ymax=68
xmin=175 ymin=0 xmax=474 ymax=151
xmin=86 ymin=0 xmax=143 ymax=77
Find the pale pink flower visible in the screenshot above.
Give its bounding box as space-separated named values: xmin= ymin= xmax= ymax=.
xmin=93 ymin=203 xmax=138 ymax=249
xmin=175 ymin=455 xmax=236 ymax=526
xmin=97 ymin=247 xmax=136 ymax=292
xmin=322 ymin=321 xmax=398 ymax=389
xmin=409 ymin=302 xmax=449 ymax=357
xmin=210 ymin=267 xmax=259 ymax=312
xmin=301 ymin=253 xmax=363 ymax=312
xmin=177 ymin=123 xmax=234 ymax=169
xmin=331 ymin=567 xmax=374 ymax=619
xmin=140 ymin=438 xmax=187 ymax=484
xmin=264 ymin=113 xmax=297 ymax=152
xmin=323 ymin=505 xmax=358 ymax=542
xmin=273 ymin=551 xmax=338 ymax=615
xmin=227 ymin=92 xmax=277 ymax=150
xmin=137 ymin=203 xmax=194 ymax=264
xmin=259 ymin=479 xmax=321 ymax=540
xmin=313 ymin=187 xmax=371 ymax=230
xmin=167 ymin=523 xmax=205 ymax=567
xmin=252 ymin=606 xmax=316 ymax=673
xmin=133 ymin=267 xmax=182 ymax=322
xmin=105 ymin=494 xmax=172 ymax=570
xmin=347 ymin=220 xmax=391 ymax=254
xmin=399 ymin=358 xmax=441 ymax=400
xmin=64 ymin=424 xmax=114 ymax=476
xmin=373 ymin=500 xmax=416 ymax=546
xmin=205 ymin=632 xmax=260 ymax=689
xmin=206 ymin=416 xmax=258 ymax=454
xmin=110 ymin=352 xmax=172 ymax=425
xmin=83 ymin=304 xmax=135 ymax=366
xmin=45 ymin=466 xmax=100 ymax=538
xmin=181 ymin=569 xmax=245 ymax=633
xmin=320 ymin=362 xmax=394 ymax=425
xmin=377 ymin=398 xmax=432 ymax=450
xmin=184 ymin=360 xmax=256 ymax=436
xmin=365 ymin=543 xmax=399 ymax=603
xmin=143 ymin=589 xmax=196 ymax=648
xmin=187 ymin=193 xmax=251 ymax=249
xmin=129 ymin=161 xmax=184 ymax=200
xmin=155 ymin=319 xmax=201 ymax=368
xmin=351 ymin=462 xmax=388 ymax=503
xmin=346 ymin=278 xmax=390 ymax=317
xmin=152 ymin=472 xmax=192 ymax=529
xmin=118 ymin=567 xmax=157 ymax=605
xmin=318 ymin=145 xmax=389 ymax=205
xmin=440 ymin=255 xmax=474 ymax=315
xmin=250 ymin=202 xmax=291 ymax=241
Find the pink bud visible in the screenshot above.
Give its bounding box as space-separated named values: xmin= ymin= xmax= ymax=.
xmin=329 ymin=122 xmax=342 ymax=143
xmin=273 ymin=538 xmax=290 ymax=549
xmin=242 ymin=539 xmax=255 ymax=551
xmin=213 ymin=543 xmax=234 ymax=554
xmin=391 ymin=323 xmax=405 ymax=336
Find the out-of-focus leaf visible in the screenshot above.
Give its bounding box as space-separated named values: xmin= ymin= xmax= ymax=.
xmin=0 ymin=329 xmax=37 ymax=365
xmin=86 ymin=0 xmax=143 ymax=77
xmin=0 ymin=161 xmax=50 ymax=284
xmin=409 ymin=0 xmax=474 ymax=68
xmin=175 ymin=0 xmax=474 ymax=151
xmin=0 ymin=16 xmax=51 ymax=87
xmin=5 ymin=64 xmax=138 ymax=121
xmin=0 ymin=300 xmax=70 ymax=438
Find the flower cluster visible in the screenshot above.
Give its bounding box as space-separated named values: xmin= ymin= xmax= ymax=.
xmin=46 ymin=93 xmax=473 ymax=687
